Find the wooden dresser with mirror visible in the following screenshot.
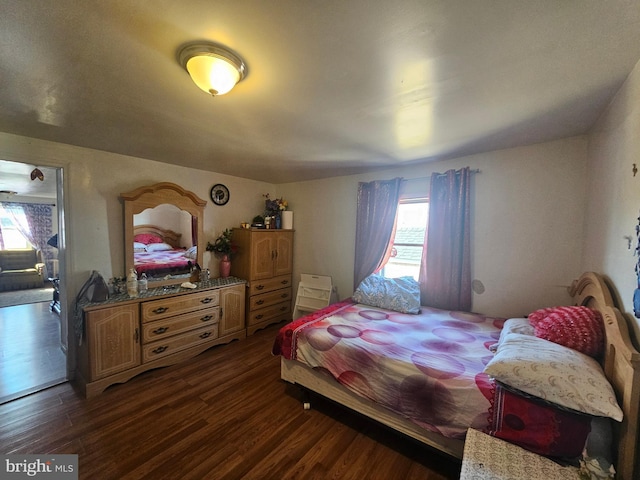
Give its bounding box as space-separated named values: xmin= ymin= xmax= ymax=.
xmin=75 ymin=182 xmax=246 ymax=397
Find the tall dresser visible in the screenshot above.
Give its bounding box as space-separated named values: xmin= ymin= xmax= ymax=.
xmin=230 ymin=228 xmax=294 ymax=335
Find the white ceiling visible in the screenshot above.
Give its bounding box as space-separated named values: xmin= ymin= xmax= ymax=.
xmin=1 ymin=1 xmax=639 ymax=185
xmin=0 ymin=160 xmax=57 ymax=200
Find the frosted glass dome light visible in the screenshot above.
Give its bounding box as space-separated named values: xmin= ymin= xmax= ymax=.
xmin=178 ymin=42 xmax=247 ymax=96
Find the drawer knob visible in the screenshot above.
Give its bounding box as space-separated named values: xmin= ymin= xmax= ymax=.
xmin=199 ymin=331 xmax=212 ymax=339
xmin=256 ymin=300 xmax=265 ymax=305
xmin=200 ymin=297 xmax=213 ymax=304
xmin=279 ymin=306 xmax=287 ymax=311
xmin=152 ymin=307 xmax=169 ymax=314
xmin=281 ymin=293 xmax=288 ymax=298
xmin=152 ymin=327 xmax=168 ymax=335
xmin=256 ymin=284 xmax=265 ymax=290
xmin=255 ymin=314 xmax=264 ymax=320
xmin=152 ymin=346 xmax=168 ymax=354
xmin=200 ymin=315 xmax=213 ymax=322
xmin=281 ymin=280 xmax=289 ymax=285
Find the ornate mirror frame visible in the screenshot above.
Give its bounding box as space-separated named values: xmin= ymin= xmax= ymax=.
xmin=120 ymin=182 xmax=206 ymax=287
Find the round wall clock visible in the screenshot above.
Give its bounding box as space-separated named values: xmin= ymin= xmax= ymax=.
xmin=210 ymin=184 xmax=230 ymax=206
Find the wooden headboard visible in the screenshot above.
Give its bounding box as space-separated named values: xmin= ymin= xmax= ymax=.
xmin=134 ymin=224 xmax=183 ymax=248
xmin=569 ymin=272 xmax=640 ymax=480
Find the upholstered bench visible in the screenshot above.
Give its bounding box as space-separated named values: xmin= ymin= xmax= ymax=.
xmin=0 ymin=249 xmax=46 ymax=291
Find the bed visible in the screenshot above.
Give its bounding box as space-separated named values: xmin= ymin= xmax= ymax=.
xmin=132 ymin=225 xmax=194 ymax=278
xmin=273 ymin=272 xmax=640 ymax=480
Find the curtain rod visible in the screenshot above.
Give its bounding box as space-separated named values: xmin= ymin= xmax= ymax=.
xmin=404 ymin=168 xmax=481 ymax=182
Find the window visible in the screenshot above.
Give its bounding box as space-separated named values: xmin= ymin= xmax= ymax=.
xmin=381 ymin=199 xmax=428 ymax=280
xmin=0 ymin=207 xmax=32 ymax=250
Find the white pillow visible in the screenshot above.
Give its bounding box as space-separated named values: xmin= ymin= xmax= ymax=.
xmin=183 ymin=246 xmax=197 ymax=259
xmin=489 ymin=317 xmax=534 ymax=352
xmin=146 ymin=242 xmax=174 ymax=252
xmin=484 ymin=333 xmax=623 ymax=421
xmin=352 ymin=275 xmax=420 ymax=314
xmin=133 ymin=241 xmax=147 ymax=253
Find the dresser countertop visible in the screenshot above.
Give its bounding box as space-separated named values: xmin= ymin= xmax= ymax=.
xmin=81 ymin=276 xmax=246 ymax=311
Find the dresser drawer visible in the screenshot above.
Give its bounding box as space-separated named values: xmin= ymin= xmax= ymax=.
xmin=249 ymin=287 xmax=292 ymax=311
xmin=142 ymin=308 xmax=220 ymax=343
xmin=141 ymin=290 xmax=220 ymax=323
xmin=247 ymin=301 xmax=291 ymax=327
xmin=248 ymin=275 xmax=292 ymax=296
xmin=142 ymin=324 xmax=219 ymax=362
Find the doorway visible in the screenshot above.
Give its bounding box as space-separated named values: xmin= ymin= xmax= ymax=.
xmin=0 ymin=161 xmax=67 ymax=404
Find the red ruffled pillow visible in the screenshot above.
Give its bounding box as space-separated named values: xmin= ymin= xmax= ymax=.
xmin=530 ymin=306 xmax=604 ymax=358
xmin=528 ymin=307 xmax=557 ymax=327
xmin=133 ymin=233 xmax=163 ymax=245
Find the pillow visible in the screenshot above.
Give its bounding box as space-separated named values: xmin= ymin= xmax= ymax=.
xmin=146 ymin=242 xmax=174 ymax=252
xmin=532 ymin=306 xmax=604 ymax=358
xmin=183 ymin=246 xmax=197 ymax=259
xmin=484 ymin=333 xmax=623 ymax=421
xmin=490 ymin=317 xmax=534 ymax=352
xmin=528 ymin=307 xmax=558 ymax=327
xmin=352 ymin=275 xmax=420 ymax=314
xmin=133 ymin=233 xmax=163 ymax=245
xmin=133 ymin=241 xmax=147 ymax=253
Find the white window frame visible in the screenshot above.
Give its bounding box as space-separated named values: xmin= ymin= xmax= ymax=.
xmin=381 ymin=197 xmax=428 ymax=280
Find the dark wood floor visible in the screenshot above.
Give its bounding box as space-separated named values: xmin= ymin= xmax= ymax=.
xmin=0 ymin=323 xmax=461 ymax=479
xmin=0 ymin=301 xmax=67 ymax=403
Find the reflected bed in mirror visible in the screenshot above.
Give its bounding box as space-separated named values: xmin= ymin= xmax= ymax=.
xmin=121 ymin=182 xmax=206 ymax=288
xmin=133 ymin=224 xmax=195 ymax=281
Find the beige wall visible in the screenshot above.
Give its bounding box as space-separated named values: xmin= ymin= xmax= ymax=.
xmin=280 ymin=135 xmax=588 ymax=318
xmin=584 ymin=57 xmax=640 ymax=335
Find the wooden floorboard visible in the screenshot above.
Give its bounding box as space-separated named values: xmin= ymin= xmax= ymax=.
xmin=0 ymin=323 xmax=461 ymax=479
xmin=0 ymin=301 xmax=67 ymax=403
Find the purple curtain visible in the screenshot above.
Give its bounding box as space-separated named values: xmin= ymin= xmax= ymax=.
xmin=420 ymin=167 xmax=471 ymax=311
xmin=353 ymin=178 xmax=402 ymax=290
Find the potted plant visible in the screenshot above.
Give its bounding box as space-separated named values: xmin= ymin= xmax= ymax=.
xmin=206 ymin=229 xmax=237 ymax=278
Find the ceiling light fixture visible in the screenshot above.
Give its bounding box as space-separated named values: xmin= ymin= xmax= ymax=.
xmin=30 ymin=167 xmax=44 ymax=181
xmin=178 ymin=41 xmax=247 ymax=96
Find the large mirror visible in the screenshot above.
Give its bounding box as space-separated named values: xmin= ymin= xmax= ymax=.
xmin=121 ymin=182 xmax=206 ymax=287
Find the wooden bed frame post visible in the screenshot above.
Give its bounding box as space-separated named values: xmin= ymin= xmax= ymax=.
xmin=569 ymin=273 xmax=640 ymax=480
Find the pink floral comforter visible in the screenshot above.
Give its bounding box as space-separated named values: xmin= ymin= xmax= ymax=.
xmin=274 ymin=301 xmax=505 ymax=439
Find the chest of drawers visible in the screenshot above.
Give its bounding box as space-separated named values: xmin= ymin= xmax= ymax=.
xmin=230 ymin=229 xmax=294 ymax=335
xmin=77 ymin=279 xmax=245 ymax=397
xmin=246 ymin=275 xmax=292 ymax=334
